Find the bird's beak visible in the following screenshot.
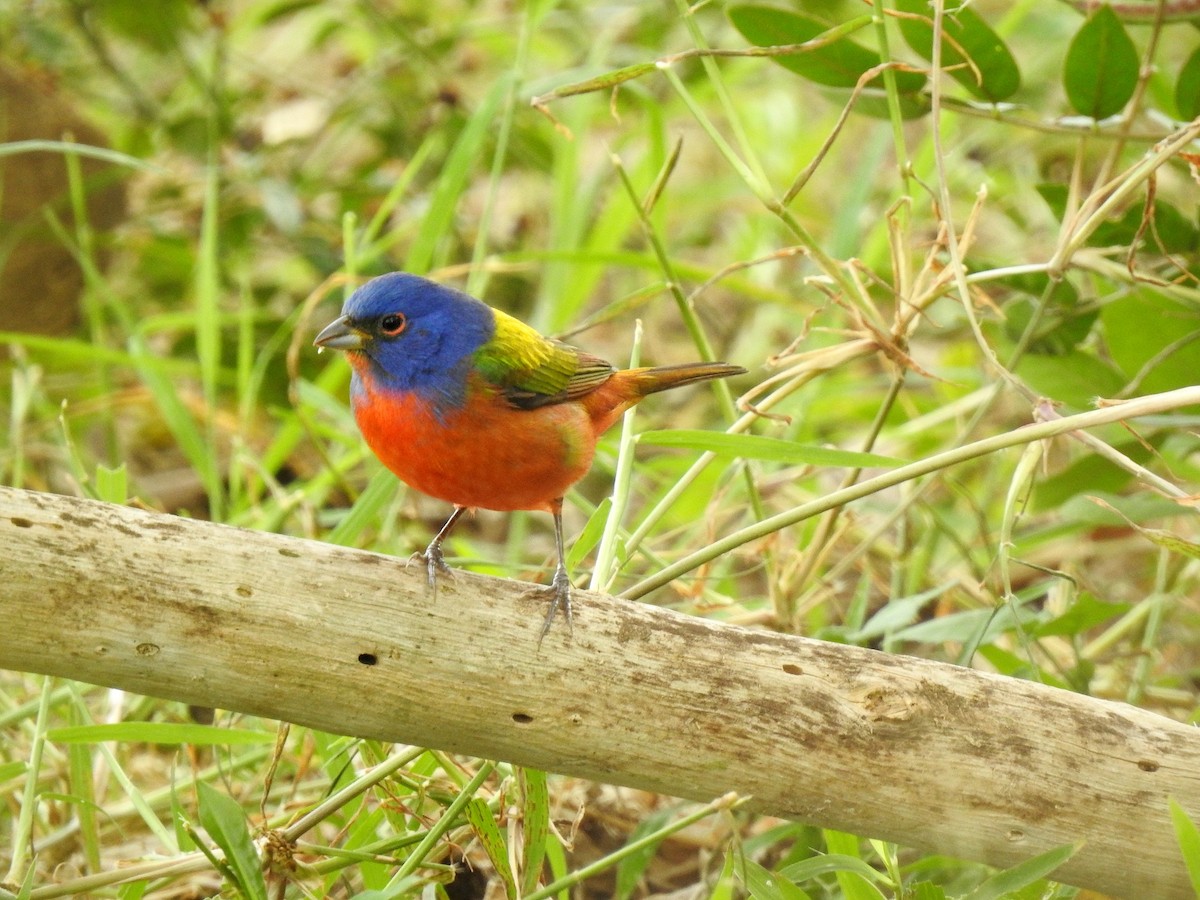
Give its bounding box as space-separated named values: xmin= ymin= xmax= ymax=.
xmin=314 ymin=315 xmax=367 ymax=351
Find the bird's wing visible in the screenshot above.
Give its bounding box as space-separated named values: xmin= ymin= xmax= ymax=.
xmin=473 ymin=308 xmax=614 ymax=410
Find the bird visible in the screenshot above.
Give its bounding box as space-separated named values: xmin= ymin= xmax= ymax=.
xmin=314 ymin=271 xmax=745 ymax=637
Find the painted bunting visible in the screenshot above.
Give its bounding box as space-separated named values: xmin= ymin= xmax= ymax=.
xmin=314 ymin=271 xmax=745 ymax=636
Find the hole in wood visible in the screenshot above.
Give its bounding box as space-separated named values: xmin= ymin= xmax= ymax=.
xmin=358 ymin=653 xmax=378 ymax=666
xmin=512 ymin=712 xmax=534 ymax=724
xmin=782 ymin=663 xmax=803 ymax=675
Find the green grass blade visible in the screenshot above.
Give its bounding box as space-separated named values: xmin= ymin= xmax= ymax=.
xmin=1170 ymin=798 xmax=1200 ymax=894
xmin=386 ymin=761 xmax=496 ymax=889
xmin=738 ymin=857 xmax=812 ymax=900
xmin=326 ymin=468 xmax=398 ymax=547
xmin=0 ymin=139 xmax=162 ymax=170
xmin=638 ymin=430 xmax=903 ymax=468
xmin=463 ymin=797 xmax=518 ymax=899
xmin=963 ymin=842 xmax=1080 ymax=900
xmin=519 ymin=768 xmax=551 ymax=895
xmin=194 ymin=153 xmax=223 ymax=519
xmin=405 ymin=78 xmax=510 ymax=275
xmin=48 ymin=723 xmax=276 ymax=745
xmin=3 ymin=678 xmax=53 ymax=886
xmin=197 ymin=781 xmax=268 ymax=900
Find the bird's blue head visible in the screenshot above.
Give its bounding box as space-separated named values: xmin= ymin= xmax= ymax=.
xmin=313 ymin=272 xmax=495 ymax=412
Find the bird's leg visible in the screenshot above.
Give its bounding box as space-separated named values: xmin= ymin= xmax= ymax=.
xmin=418 ymin=506 xmax=466 ymax=598
xmin=538 ymin=498 xmax=573 ymax=642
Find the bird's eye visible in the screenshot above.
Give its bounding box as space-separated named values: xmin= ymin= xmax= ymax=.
xmin=380 ymin=313 xmax=406 ymax=336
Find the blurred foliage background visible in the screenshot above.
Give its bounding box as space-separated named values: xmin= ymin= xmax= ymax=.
xmin=4 ymin=0 xmax=1200 ymax=896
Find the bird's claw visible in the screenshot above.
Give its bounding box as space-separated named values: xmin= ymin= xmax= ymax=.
xmin=536 ymin=565 xmax=574 ymax=645
xmin=409 ymin=542 xmax=452 ymax=598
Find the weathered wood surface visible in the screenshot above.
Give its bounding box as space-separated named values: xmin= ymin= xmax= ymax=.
xmin=2 ymin=485 xmax=1197 ymax=897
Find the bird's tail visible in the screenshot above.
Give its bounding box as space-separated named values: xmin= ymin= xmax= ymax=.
xmin=625 ymin=361 xmax=746 ymax=397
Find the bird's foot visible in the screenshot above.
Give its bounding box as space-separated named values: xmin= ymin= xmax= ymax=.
xmin=535 ymin=565 xmax=574 ymax=645
xmin=409 ymin=542 xmax=453 ymax=598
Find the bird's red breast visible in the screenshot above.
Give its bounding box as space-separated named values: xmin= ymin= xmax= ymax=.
xmin=350 ymin=363 xmax=648 ymax=513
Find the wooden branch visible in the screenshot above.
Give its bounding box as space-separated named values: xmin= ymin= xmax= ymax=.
xmin=2 ymin=485 xmax=1197 ymax=897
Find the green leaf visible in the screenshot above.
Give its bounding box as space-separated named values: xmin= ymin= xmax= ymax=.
xmin=1032 ymin=593 xmax=1131 ymax=638
xmin=13 ymin=863 xmax=35 ymax=900
xmin=1089 ymin=497 xmax=1200 ymax=560
xmin=94 ymin=0 xmax=195 ymax=52
xmin=1063 ymin=5 xmax=1138 ymax=119
xmin=816 ymin=832 xmax=887 ymax=900
xmin=1014 ymin=349 xmax=1126 ymax=408
xmin=891 ymin=603 xmax=1040 ymax=646
xmin=1036 ymin=183 xmax=1200 ymax=254
xmin=976 ymin=644 xmax=1073 ymax=690
xmin=519 ymin=768 xmax=551 ymax=896
xmin=964 ymin=842 xmax=1080 ymax=900
xmin=779 ymin=853 xmax=888 ymax=883
xmin=1095 ymin=199 xmax=1200 ymax=254
xmin=1057 ymin=491 xmax=1186 ymax=527
xmin=728 ymin=5 xmax=925 ymax=92
xmin=1089 ymin=200 xmax=1197 ymax=253
xmin=1170 ymin=798 xmax=1200 ymax=895
xmin=197 ymin=781 xmax=268 ymax=900
xmin=997 ymin=274 xmax=1095 ymax=356
xmin=893 ymin=0 xmax=1020 ymax=101
xmin=1027 ymin=436 xmax=1147 ymax=513
xmin=975 ymin=645 xmax=1033 ymax=680
xmin=327 ymin=469 xmax=397 ymax=547
xmin=1036 ymin=182 xmax=1069 ymax=220
xmin=464 ymin=798 xmax=518 ymax=899
xmin=48 ymin=723 xmax=276 ymax=745
xmin=171 ymin=775 xmax=196 ymax=853
xmin=1138 ymin=200 xmax=1200 ymax=254
xmin=567 ymin=496 xmax=612 ymax=571
xmin=1177 ymin=47 xmax=1200 ymax=120
xmin=93 ymin=464 xmax=128 ymax=504
xmin=1101 ymin=291 xmax=1200 ymax=395
xmin=739 ymin=857 xmax=812 ymax=900
xmin=844 ymin=582 xmax=958 ymax=645
xmin=638 ymin=430 xmax=904 ymax=467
